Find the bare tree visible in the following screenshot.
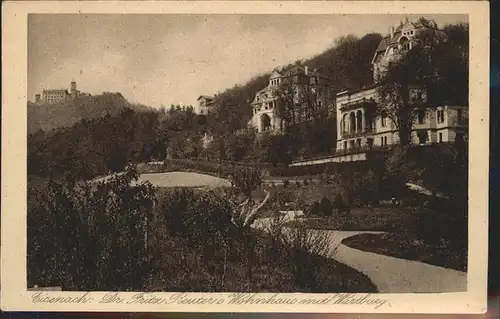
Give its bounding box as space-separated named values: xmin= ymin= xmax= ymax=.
xmin=273 ymin=66 xmax=335 ymax=157
xmin=219 ymin=166 xmax=270 ymax=289
xmin=376 ymin=21 xmax=449 ymax=147
xmin=275 ymin=69 xmax=332 ymax=131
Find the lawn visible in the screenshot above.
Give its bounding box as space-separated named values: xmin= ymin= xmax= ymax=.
xmin=341 ymin=233 xmax=467 ymax=272
xmin=286 ymin=206 xmax=419 ymax=232
xmin=136 ymin=171 xmax=230 ymax=188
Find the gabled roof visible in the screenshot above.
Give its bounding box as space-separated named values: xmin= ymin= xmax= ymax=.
xmin=376 ymin=37 xmax=390 ymax=52
xmin=197 ymin=95 xmax=214 ymax=101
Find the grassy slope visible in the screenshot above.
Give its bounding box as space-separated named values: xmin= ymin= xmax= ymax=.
xmin=288 ymin=206 xmax=418 ymax=232
xmin=342 ymin=233 xmax=467 ymax=272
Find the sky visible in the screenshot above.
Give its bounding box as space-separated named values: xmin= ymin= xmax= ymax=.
xmin=28 ymin=14 xmax=468 ymax=109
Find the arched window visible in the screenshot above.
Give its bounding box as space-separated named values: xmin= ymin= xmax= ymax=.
xmin=342 ymin=114 xmax=348 ymax=132
xmin=260 ymin=114 xmax=272 ymax=132
xmin=356 ymin=110 xmax=363 ymax=132
xmin=381 ymin=111 xmax=388 ymax=128
xmin=349 ymin=112 xmax=356 ymax=133
xmin=399 ymin=36 xmax=410 ymax=51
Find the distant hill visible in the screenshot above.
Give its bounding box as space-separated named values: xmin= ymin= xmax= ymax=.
xmin=27 ymin=93 xmax=151 ymax=133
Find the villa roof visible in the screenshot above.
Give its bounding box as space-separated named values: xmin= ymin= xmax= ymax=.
xmin=376 ymin=37 xmax=391 ymax=52
xmin=197 ymin=95 xmax=214 ymax=101
xmin=336 ymin=82 xmax=379 ymax=96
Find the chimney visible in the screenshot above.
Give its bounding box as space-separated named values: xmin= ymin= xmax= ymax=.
xmin=390 ymin=26 xmax=395 ymax=39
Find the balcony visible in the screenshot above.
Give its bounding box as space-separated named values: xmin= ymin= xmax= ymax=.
xmin=339 ymin=98 xmax=377 ymax=112
xmin=341 ymin=127 xmax=375 ymax=139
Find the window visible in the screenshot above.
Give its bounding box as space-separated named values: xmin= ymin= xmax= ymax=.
xmin=417 ymin=131 xmax=428 ymax=145
xmin=367 ymin=138 xmax=374 ymax=148
xmin=437 ymin=109 xmax=445 ymax=124
xmin=344 ymin=141 xmax=347 ymax=150
xmin=439 ymin=132 xmax=443 ymax=143
xmin=349 ymin=140 xmax=355 ymax=149
xmin=418 ymin=109 xmax=425 ymax=124
xmin=381 ymin=114 xmax=387 ymax=127
xmin=384 ymin=136 xmax=388 ymax=145
xmin=380 ymin=136 xmax=384 ymax=146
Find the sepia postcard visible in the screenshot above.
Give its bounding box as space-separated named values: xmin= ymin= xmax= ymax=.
xmin=1 ymin=0 xmax=489 ymax=314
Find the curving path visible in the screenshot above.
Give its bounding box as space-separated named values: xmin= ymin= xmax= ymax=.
xmin=253 ymin=218 xmax=467 ymax=293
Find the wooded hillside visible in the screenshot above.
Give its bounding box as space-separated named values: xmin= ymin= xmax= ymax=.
xmin=28 ymin=93 xmax=151 ymax=133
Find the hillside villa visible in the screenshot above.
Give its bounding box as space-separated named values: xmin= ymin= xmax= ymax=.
xmin=331 ymin=18 xmax=467 ymax=164
xmin=247 ymin=64 xmax=335 ymax=134
xmin=197 ymin=95 xmax=215 ymax=115
xmin=197 ymin=17 xmax=467 ymax=164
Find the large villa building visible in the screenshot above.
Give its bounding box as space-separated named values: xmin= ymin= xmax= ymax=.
xmin=330 ymin=18 xmax=467 ymax=163
xmin=197 ymin=17 xmax=467 ymax=163
xmin=247 ymin=64 xmax=335 ymax=133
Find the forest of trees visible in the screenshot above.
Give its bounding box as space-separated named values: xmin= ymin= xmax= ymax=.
xmin=28 ymin=21 xmax=469 ymax=180
xmin=28 ymin=105 xmax=208 ymax=181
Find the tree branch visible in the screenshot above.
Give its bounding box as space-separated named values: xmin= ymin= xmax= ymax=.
xmin=243 ymin=190 xmax=270 ymax=227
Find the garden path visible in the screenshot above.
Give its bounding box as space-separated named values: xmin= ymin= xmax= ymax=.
xmin=253 ymin=219 xmax=467 ymax=293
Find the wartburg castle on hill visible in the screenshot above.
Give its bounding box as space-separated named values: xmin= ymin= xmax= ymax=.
xmin=198 ymin=17 xmax=467 ymax=164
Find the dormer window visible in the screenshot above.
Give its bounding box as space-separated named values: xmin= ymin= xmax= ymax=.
xmin=270 ymin=78 xmax=281 ymax=87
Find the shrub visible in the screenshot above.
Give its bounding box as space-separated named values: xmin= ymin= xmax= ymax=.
xmin=282 ymin=224 xmax=335 ymax=290
xmin=333 ymin=194 xmax=345 ymax=211
xmin=272 ymin=187 xmax=294 ymax=208
xmin=228 ymin=166 xmax=263 ymax=199
xmin=319 ymin=196 xmax=333 ymax=216
xmin=309 ymin=201 xmax=320 ymax=216
xmin=264 ymin=213 xmax=286 ymax=263
xmin=27 ymin=165 xmax=157 ymax=290
xmin=161 ymin=188 xmax=233 ymax=251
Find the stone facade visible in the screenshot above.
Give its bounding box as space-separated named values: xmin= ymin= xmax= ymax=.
xmin=248 ymin=64 xmax=334 ymax=133
xmin=334 ymin=18 xmax=466 ymax=162
xmin=39 ymin=81 xmax=90 ymax=104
